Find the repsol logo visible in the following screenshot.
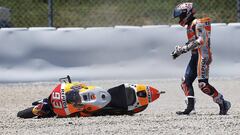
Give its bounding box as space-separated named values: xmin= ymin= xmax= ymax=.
xmin=201 ymin=58 xmax=207 ymax=79
xmin=61 ymin=88 xmax=67 ymax=109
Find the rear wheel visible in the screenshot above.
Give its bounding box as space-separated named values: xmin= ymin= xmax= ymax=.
xmin=17 ymin=107 xmax=36 ymax=118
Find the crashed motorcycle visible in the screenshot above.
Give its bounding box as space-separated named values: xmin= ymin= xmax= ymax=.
xmin=17 ymin=76 xmax=165 ymax=118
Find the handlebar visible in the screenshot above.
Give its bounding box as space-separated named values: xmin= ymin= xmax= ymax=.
xmin=59 ymin=75 xmax=72 ymax=83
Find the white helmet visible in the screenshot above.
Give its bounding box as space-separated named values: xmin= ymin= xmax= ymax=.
xmin=173 ymin=3 xmax=196 ymax=26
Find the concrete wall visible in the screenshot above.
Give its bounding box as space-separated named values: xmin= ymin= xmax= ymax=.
xmin=0 ymin=24 xmax=240 ymax=82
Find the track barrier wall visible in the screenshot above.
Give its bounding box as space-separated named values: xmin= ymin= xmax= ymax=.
xmin=0 ymin=24 xmax=240 ymax=82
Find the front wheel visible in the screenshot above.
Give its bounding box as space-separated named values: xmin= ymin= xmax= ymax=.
xmin=17 ymin=107 xmax=36 ymax=118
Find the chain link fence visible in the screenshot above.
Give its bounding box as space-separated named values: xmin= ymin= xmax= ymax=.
xmin=0 ymin=0 xmax=239 ymax=27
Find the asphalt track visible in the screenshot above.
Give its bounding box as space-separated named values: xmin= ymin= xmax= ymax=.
xmin=0 ymin=79 xmax=239 ymax=135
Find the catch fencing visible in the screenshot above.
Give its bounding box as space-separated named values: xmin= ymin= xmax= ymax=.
xmin=0 ymin=0 xmax=239 ymax=27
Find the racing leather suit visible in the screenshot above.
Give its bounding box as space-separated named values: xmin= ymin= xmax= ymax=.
xmin=181 ymin=17 xmax=223 ymax=104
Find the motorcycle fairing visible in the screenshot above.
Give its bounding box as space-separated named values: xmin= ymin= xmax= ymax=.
xmin=49 ymin=82 xmax=111 ymax=117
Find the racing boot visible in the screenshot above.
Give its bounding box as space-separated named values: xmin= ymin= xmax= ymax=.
xmin=176 ymin=97 xmax=195 ymax=115
xmin=185 ymin=97 xmax=196 ymax=114
xmin=214 ymin=94 xmax=231 ymax=115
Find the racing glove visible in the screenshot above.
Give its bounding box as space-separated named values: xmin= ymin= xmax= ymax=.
xmin=171 ymin=41 xmax=200 ymax=59
xmin=171 ymin=45 xmax=188 ymax=59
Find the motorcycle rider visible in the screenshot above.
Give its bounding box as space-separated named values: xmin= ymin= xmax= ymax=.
xmin=172 ymin=2 xmax=231 ymax=115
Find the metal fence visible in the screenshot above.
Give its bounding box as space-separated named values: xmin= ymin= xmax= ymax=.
xmin=0 ymin=0 xmax=239 ymax=28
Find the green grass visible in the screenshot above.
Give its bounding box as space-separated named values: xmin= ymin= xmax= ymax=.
xmin=0 ymin=0 xmax=238 ymax=27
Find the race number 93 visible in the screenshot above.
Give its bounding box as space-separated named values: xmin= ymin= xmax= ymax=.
xmin=51 ymin=92 xmax=63 ymax=109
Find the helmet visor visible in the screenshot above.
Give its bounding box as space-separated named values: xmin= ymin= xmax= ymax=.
xmin=173 ymin=8 xmax=182 ymax=18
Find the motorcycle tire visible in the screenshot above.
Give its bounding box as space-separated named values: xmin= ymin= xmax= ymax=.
xmin=17 ymin=107 xmax=36 ymax=118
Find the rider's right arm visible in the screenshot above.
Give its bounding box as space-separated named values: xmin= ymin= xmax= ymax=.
xmin=182 ymin=24 xmax=203 ymax=52
xmin=182 ymin=21 xmax=205 ymax=52
xmin=194 ymin=22 xmax=205 ymax=46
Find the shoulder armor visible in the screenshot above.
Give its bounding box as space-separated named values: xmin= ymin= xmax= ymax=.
xmin=196 ymin=17 xmax=211 ymax=32
xmin=198 ymin=17 xmax=211 ymax=23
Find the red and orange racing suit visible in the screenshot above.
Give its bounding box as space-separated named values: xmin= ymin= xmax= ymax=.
xmin=186 ymin=17 xmax=212 ymax=80
xmin=181 ymin=17 xmax=220 ymax=102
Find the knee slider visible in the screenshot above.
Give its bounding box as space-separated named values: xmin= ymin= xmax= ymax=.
xmin=198 ymin=82 xmax=213 ymax=96
xmin=198 ymin=81 xmax=206 ymax=89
